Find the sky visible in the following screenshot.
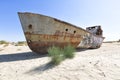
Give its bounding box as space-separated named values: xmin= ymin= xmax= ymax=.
xmin=0 ymin=0 xmax=120 ymax=42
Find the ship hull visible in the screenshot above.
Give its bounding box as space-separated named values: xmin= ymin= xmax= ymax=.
xmin=18 ymin=12 xmax=104 ymax=54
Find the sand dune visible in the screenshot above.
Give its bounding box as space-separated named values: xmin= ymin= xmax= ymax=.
xmin=0 ymin=43 xmax=120 ymax=80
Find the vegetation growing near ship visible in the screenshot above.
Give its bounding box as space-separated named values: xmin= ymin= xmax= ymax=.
xmin=48 ymin=45 xmax=75 ymax=65
xmin=48 ymin=46 xmax=64 ymax=65
xmin=15 ymin=41 xmax=27 ymax=46
xmin=63 ymin=45 xmax=75 ymax=58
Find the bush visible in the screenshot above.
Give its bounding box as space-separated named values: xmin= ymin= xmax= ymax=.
xmin=48 ymin=46 xmax=65 ymax=65
xmin=48 ymin=45 xmax=75 ymax=65
xmin=63 ymin=45 xmax=75 ymax=59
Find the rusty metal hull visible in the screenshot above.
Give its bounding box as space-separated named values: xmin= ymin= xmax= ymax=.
xmin=18 ymin=12 xmax=104 ymax=54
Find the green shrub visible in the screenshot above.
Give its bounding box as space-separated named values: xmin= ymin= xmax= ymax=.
xmin=48 ymin=45 xmax=75 ymax=65
xmin=48 ymin=46 xmax=65 ymax=65
xmin=63 ymin=45 xmax=75 ymax=59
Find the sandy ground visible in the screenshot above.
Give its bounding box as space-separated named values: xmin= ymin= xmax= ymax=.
xmin=0 ymin=43 xmax=120 ymax=80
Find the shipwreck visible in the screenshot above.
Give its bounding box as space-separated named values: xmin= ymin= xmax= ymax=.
xmin=18 ymin=12 xmax=104 ymax=54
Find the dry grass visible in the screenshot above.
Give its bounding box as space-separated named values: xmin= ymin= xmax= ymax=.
xmin=15 ymin=41 xmax=27 ymax=46
xmin=0 ymin=40 xmax=9 ymax=44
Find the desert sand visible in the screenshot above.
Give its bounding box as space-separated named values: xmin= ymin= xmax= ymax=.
xmin=0 ymin=42 xmax=120 ymax=80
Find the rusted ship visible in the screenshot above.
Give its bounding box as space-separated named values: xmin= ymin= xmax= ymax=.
xmin=18 ymin=12 xmax=104 ymax=54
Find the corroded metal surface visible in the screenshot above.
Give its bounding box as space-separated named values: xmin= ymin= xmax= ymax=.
xmin=18 ymin=12 xmax=104 ymax=54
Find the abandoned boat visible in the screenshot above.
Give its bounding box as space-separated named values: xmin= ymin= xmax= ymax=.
xmin=18 ymin=12 xmax=104 ymax=54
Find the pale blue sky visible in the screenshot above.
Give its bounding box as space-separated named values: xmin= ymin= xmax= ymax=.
xmin=0 ymin=0 xmax=120 ymax=42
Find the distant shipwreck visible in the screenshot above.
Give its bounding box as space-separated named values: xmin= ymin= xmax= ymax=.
xmin=18 ymin=12 xmax=104 ymax=54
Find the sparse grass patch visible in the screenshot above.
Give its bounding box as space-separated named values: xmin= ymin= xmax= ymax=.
xmin=48 ymin=45 xmax=75 ymax=65
xmin=0 ymin=40 xmax=9 ymax=44
xmin=15 ymin=41 xmax=27 ymax=46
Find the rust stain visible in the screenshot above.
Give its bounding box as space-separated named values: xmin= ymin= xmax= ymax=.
xmin=28 ymin=41 xmax=80 ymax=54
xmin=25 ymin=30 xmax=82 ymax=53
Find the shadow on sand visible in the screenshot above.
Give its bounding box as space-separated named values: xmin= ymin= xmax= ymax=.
xmin=25 ymin=61 xmax=55 ymax=74
xmin=0 ymin=52 xmax=47 ymax=62
xmin=0 ymin=48 xmax=91 ymax=74
xmin=25 ymin=48 xmax=90 ymax=74
xmin=0 ymin=48 xmax=90 ymax=63
xmin=76 ymin=48 xmax=91 ymax=52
